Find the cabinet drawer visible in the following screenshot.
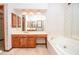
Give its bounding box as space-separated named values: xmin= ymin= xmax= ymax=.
xmin=36 ymin=34 xmax=47 ymax=38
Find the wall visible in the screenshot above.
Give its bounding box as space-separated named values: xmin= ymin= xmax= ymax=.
xmin=71 ymin=4 xmax=79 ymax=39
xmin=4 ymin=4 xmax=13 ymax=50
xmin=4 ymin=4 xmax=10 ymax=50
xmin=47 ymin=3 xmax=64 ymax=38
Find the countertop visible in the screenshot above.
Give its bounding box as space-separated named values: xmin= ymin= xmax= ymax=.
xmin=12 ymin=31 xmax=47 ymax=35
xmin=12 ymin=28 xmax=47 ymax=35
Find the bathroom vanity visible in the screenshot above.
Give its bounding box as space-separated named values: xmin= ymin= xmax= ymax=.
xmin=12 ymin=32 xmax=47 ymax=48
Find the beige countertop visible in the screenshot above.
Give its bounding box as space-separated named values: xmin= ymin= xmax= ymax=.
xmin=12 ymin=28 xmax=47 ymax=35
xmin=12 ymin=31 xmax=47 ymax=35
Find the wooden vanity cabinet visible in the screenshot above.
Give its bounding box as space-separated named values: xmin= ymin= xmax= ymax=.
xmin=12 ymin=35 xmax=36 ymax=48
xmin=12 ymin=34 xmax=47 ymax=48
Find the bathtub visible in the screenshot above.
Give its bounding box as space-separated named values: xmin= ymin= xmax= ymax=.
xmin=47 ymin=36 xmax=79 ymax=55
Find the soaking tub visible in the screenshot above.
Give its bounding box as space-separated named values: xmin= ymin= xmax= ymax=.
xmin=47 ymin=36 xmax=79 ymax=55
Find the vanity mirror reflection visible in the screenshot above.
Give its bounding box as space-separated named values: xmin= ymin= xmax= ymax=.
xmin=12 ymin=9 xmax=47 ymax=32
xmin=12 ymin=13 xmax=21 ymax=28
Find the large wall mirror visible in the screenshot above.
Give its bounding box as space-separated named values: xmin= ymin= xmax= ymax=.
xmin=12 ymin=9 xmax=47 ymax=31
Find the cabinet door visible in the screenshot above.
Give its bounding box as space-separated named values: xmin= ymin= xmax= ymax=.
xmin=20 ymin=37 xmax=28 ymax=47
xmin=12 ymin=37 xmax=20 ymax=48
xmin=27 ymin=38 xmax=36 ymax=48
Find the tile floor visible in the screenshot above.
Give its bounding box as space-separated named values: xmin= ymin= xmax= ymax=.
xmin=0 ymin=45 xmax=57 ymax=55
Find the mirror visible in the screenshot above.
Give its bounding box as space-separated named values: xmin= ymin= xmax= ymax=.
xmin=12 ymin=9 xmax=47 ymax=31
xmin=12 ymin=13 xmax=21 ymax=28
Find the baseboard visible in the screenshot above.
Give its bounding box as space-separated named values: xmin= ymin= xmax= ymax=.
xmin=4 ymin=48 xmax=12 ymax=52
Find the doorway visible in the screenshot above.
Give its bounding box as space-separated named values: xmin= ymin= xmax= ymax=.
xmin=0 ymin=5 xmax=5 ymax=52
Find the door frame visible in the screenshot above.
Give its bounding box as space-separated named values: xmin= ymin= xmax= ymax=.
xmin=3 ymin=5 xmax=5 ymax=51
xmin=0 ymin=4 xmax=5 ymax=51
